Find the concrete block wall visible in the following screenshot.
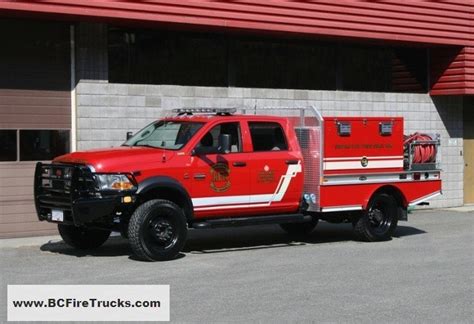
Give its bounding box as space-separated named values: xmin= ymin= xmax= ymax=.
xmin=75 ymin=81 xmax=464 ymax=208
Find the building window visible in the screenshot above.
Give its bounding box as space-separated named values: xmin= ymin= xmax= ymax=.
xmin=108 ymin=27 xmax=428 ymax=93
xmin=232 ymin=39 xmax=337 ymax=90
xmin=249 ymin=122 xmax=288 ymax=152
xmin=0 ymin=129 xmax=70 ymax=162
xmin=0 ymin=19 xmax=70 ymax=91
xmin=19 ymin=130 xmax=70 ymax=161
xmin=109 ymin=29 xmax=227 ymax=86
xmin=340 ymin=46 xmax=393 ymax=92
xmin=0 ymin=130 xmax=17 ymax=161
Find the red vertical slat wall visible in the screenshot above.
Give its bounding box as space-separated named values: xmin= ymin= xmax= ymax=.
xmin=0 ymin=0 xmax=472 ymax=95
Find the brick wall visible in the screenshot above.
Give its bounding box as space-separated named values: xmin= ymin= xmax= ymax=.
xmin=75 ymin=81 xmax=464 ymax=208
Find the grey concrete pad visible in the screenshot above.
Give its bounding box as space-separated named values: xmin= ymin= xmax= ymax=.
xmin=1 ymin=209 xmax=473 ymax=323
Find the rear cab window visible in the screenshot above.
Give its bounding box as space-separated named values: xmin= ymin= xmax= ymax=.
xmin=248 ymin=122 xmax=288 ymax=151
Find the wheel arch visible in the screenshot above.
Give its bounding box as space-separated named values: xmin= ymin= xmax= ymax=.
xmin=136 ymin=176 xmax=194 ymax=224
xmin=363 ymin=185 xmax=408 ymax=210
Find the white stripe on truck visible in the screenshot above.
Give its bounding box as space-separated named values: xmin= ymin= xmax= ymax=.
xmin=323 ymin=159 xmax=403 ymax=170
xmin=193 ymin=161 xmax=302 ymax=211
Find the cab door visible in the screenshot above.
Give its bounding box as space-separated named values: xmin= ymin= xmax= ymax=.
xmin=245 ymin=121 xmax=303 ymax=215
xmin=189 ymin=121 xmax=251 ymax=219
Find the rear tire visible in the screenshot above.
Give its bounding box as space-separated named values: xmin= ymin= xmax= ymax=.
xmin=353 ymin=193 xmax=398 ymax=241
xmin=128 ymin=199 xmax=187 ymax=261
xmin=58 ymin=224 xmax=111 ymax=249
xmin=280 ymin=218 xmax=318 ymax=237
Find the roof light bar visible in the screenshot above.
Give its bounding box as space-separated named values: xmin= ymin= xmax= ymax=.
xmin=172 ymin=108 xmax=236 ymax=115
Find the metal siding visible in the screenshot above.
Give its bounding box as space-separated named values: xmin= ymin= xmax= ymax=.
xmin=0 ymin=90 xmax=71 ymax=129
xmin=431 ymin=46 xmax=474 ymax=95
xmin=0 ymin=1 xmax=472 ymax=46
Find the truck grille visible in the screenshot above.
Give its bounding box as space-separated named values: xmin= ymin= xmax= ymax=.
xmin=34 ymin=163 xmax=96 ymax=221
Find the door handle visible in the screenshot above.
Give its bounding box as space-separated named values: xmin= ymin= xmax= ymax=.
xmin=193 ymin=173 xmax=206 ymax=180
xmin=233 ymin=161 xmax=247 ymax=167
xmin=285 ymin=159 xmax=299 ymax=165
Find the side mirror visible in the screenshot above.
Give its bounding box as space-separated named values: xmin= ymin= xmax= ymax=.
xmin=126 ymin=132 xmax=133 ymax=140
xmin=218 ymin=134 xmax=231 ymax=154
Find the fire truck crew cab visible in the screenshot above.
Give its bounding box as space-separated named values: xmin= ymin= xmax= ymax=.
xmin=34 ymin=107 xmax=442 ymax=261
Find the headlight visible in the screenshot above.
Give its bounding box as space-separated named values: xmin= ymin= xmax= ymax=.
xmin=95 ymin=174 xmax=136 ymax=191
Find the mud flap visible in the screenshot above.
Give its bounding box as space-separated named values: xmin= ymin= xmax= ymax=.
xmin=398 ymin=206 xmax=408 ymax=221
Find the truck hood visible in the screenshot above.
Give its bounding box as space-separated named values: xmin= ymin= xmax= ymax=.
xmin=54 ymin=146 xmax=176 ymax=172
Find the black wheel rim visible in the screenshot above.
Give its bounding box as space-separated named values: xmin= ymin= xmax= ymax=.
xmin=368 ymin=201 xmax=392 ymax=235
xmin=141 ymin=209 xmax=179 ymax=254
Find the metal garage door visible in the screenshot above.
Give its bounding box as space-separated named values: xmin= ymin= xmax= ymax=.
xmin=0 ymin=19 xmax=71 ymax=238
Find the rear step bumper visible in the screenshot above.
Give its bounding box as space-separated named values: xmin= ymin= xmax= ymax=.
xmin=192 ymin=214 xmax=313 ymax=229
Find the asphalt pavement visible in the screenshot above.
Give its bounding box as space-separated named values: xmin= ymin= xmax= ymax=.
xmin=1 ymin=209 xmax=473 ymax=323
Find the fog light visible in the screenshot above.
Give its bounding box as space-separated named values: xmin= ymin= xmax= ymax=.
xmin=123 ymin=196 xmax=132 ymax=203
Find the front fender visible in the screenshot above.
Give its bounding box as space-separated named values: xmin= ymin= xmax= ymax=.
xmin=137 ymin=176 xmax=194 ymax=222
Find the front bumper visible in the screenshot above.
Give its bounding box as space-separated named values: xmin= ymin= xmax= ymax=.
xmin=34 ymin=162 xmax=135 ymax=226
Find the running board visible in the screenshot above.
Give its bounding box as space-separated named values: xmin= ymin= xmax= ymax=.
xmin=192 ymin=214 xmax=312 ymax=229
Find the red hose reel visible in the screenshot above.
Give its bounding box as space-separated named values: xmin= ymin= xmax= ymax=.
xmin=404 ymin=133 xmax=437 ymax=164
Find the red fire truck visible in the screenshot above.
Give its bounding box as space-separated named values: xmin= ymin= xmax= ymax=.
xmin=34 ymin=107 xmax=441 ymax=261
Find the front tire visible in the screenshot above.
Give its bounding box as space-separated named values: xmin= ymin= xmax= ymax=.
xmin=353 ymin=193 xmax=398 ymax=241
xmin=58 ymin=224 xmax=111 ymax=249
xmin=128 ymin=199 xmax=187 ymax=261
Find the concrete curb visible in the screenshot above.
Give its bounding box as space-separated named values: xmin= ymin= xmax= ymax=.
xmin=0 ymin=235 xmax=62 ymax=249
xmin=443 ymin=205 xmax=474 ymax=213
xmin=0 ymin=232 xmax=123 ymax=249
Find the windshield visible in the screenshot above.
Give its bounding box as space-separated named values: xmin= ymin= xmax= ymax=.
xmin=123 ymin=120 xmax=204 ymax=150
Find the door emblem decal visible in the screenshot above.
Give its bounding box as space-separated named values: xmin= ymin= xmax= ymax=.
xmin=258 ymin=165 xmax=274 ymax=183
xmin=210 ymin=163 xmax=231 ymax=192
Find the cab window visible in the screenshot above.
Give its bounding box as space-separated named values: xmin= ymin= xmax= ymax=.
xmin=195 ymin=122 xmax=242 ymax=154
xmin=249 ymin=122 xmax=288 ymax=151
